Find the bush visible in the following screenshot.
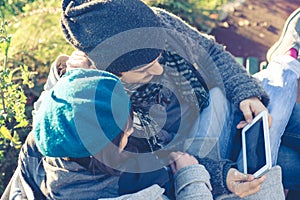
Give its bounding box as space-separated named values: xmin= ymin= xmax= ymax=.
xmin=8 ymin=10 xmax=73 ymax=78
xmin=0 ymin=7 xmax=35 ymax=194
xmin=0 ymin=0 xmax=35 ymax=16
xmin=0 ymin=1 xmax=73 ymax=194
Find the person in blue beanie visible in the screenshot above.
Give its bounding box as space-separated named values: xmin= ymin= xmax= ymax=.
xmin=33 ymin=69 xmax=132 ymax=158
xmin=2 ymin=64 xmax=219 ymax=199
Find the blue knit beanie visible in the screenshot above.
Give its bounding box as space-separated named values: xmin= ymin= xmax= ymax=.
xmin=33 ymin=68 xmax=131 ymax=158
xmin=60 ymin=0 xmax=162 ymax=73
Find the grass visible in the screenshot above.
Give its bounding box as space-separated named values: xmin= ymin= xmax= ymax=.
xmin=8 ymin=10 xmax=73 ymax=77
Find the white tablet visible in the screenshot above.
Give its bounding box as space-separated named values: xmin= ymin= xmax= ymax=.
xmin=241 ymin=110 xmax=271 ymax=178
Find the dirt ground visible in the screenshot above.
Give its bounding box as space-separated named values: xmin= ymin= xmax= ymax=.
xmin=212 ymin=0 xmax=300 ymax=63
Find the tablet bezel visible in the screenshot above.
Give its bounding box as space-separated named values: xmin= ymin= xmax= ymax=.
xmin=241 ymin=110 xmax=272 ymax=178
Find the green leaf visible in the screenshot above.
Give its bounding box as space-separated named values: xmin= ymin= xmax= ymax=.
xmin=0 ymin=125 xmax=12 ymax=140
xmin=14 ymin=118 xmax=28 ymax=128
xmin=11 ymin=130 xmax=21 ymax=148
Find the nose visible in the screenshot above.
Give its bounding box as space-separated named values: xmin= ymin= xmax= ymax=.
xmin=148 ymin=62 xmax=163 ymax=75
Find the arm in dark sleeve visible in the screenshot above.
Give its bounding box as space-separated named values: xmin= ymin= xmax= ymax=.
xmin=154 ymin=8 xmax=269 ymax=107
xmin=196 ymin=157 xmax=236 ymax=198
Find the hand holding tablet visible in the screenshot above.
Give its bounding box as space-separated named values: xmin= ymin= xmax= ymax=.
xmin=241 ymin=110 xmax=272 ymax=178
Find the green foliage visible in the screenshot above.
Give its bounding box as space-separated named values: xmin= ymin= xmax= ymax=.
xmin=0 ymin=6 xmax=35 ymax=194
xmin=0 ymin=1 xmax=73 ymax=193
xmin=22 ymin=0 xmax=61 ymax=12
xmin=0 ymin=0 xmax=60 ymax=16
xmin=8 ymin=9 xmax=73 ymax=78
xmin=146 ymin=0 xmax=227 ymax=33
xmin=0 ymin=0 xmax=35 ymax=16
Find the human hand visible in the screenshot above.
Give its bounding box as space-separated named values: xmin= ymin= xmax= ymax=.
xmin=226 ymin=168 xmax=266 ymax=198
xmin=237 ymin=97 xmax=272 ymax=129
xmin=66 ymin=51 xmax=96 ymax=69
xmin=169 ymin=152 xmax=199 ymax=174
xmin=54 ymin=54 xmax=69 ymax=77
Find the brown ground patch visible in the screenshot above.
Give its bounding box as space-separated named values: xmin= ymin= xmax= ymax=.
xmin=212 ymin=0 xmax=299 ymax=63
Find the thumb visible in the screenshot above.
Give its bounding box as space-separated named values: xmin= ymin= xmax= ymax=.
xmin=231 ymin=169 xmax=254 ymax=181
xmin=236 ymin=120 xmax=247 ymax=129
xmin=268 ymin=114 xmax=272 ymax=128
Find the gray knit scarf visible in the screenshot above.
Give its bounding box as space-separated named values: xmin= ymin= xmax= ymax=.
xmin=123 ymin=51 xmax=209 ymax=151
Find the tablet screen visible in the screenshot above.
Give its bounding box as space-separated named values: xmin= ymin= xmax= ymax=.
xmin=245 ymin=118 xmax=266 ymax=174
